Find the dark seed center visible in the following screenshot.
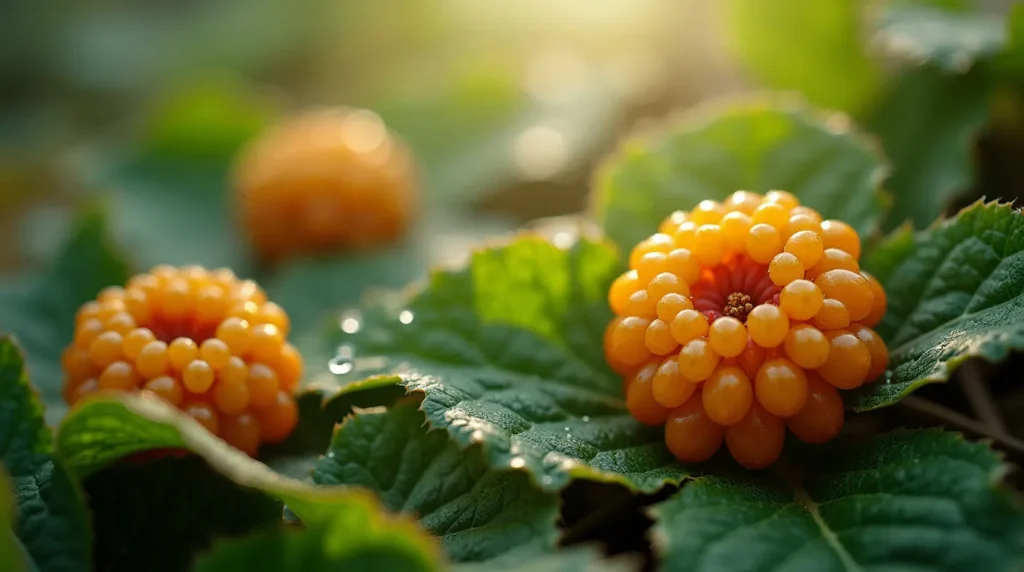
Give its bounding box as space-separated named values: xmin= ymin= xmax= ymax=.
xmin=723 ymin=292 xmax=754 ymax=322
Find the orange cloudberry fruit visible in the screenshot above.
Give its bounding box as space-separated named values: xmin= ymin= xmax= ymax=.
xmin=630 ymin=234 xmax=675 ymax=269
xmin=786 ymin=373 xmax=844 ymax=444
xmin=720 ymin=211 xmax=753 ymax=251
xmin=608 ymin=317 xmax=653 ymax=366
xmin=608 ymin=191 xmax=888 ymax=469
xmin=814 ymin=269 xmax=873 ymax=322
xmin=220 ymin=413 xmax=261 ymax=457
xmin=783 ymin=324 xmax=830 ymax=369
xmin=813 ymin=298 xmax=851 ymax=330
xmin=708 ymin=317 xmax=747 ymax=358
xmin=817 ymin=330 xmax=872 ymax=389
xmin=627 ymin=362 xmax=671 ymax=426
xmin=819 ymin=220 xmax=861 ymax=259
xmin=861 ymin=271 xmax=887 ymax=328
xmin=849 ymin=324 xmax=889 ymax=382
xmin=63 ymin=265 xmax=304 ymax=458
xmin=725 ymin=402 xmax=785 ymax=470
xmin=807 ymin=248 xmax=858 ymax=280
xmin=652 ymin=357 xmax=698 ymax=409
xmin=725 ymin=190 xmax=762 ymax=215
xmin=658 ymin=211 xmax=687 ymax=235
xmin=768 ymin=252 xmax=804 ymax=286
xmin=702 ymin=365 xmax=753 ymax=426
xmin=754 ymin=358 xmax=808 ymax=417
xmin=746 ymin=304 xmax=789 ymax=348
xmin=678 ymin=339 xmax=720 ymax=383
xmin=664 ymin=395 xmax=724 ymax=463
xmin=746 ymin=224 xmax=783 ymax=264
xmin=233 ymin=108 xmax=417 ymax=263
xmin=779 ymin=280 xmax=823 ymax=321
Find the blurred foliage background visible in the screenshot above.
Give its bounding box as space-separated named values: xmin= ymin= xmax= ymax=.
xmin=1 ymin=0 xmax=1021 ymax=322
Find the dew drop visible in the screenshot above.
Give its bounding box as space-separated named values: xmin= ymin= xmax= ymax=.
xmin=581 ymin=416 xmax=590 ymax=423
xmin=328 ymin=344 xmax=355 ymax=375
xmin=398 ymin=310 xmax=415 ymax=325
xmin=564 ymin=426 xmax=571 ymax=432
xmin=339 ymin=310 xmax=362 ymax=334
xmin=542 ymin=476 xmax=553 ymax=485
xmin=510 ymin=457 xmax=526 ymax=469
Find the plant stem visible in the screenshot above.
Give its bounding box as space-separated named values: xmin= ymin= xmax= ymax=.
xmin=958 ymin=361 xmax=1006 ymax=433
xmin=901 ymin=395 xmax=1024 ymax=456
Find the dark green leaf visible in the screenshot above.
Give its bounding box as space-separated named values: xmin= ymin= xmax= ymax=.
xmin=855 ymin=202 xmax=1024 ymax=408
xmin=453 ymin=545 xmax=634 ymax=572
xmin=57 ymin=391 xmax=405 ymax=525
xmin=318 ymin=235 xmax=687 ymax=493
xmin=312 ymin=400 xmax=560 ymax=562
xmin=874 ymin=5 xmax=1007 ymax=73
xmin=864 ymin=68 xmax=990 ymax=230
xmin=0 ymin=470 xmax=30 ymax=572
xmin=84 ymin=456 xmax=282 ymax=572
xmin=0 ymin=337 xmax=91 ymax=572
xmin=719 ymin=0 xmax=882 ymax=113
xmin=0 ymin=209 xmax=131 ymax=424
xmin=592 ymin=99 xmax=889 ymax=252
xmin=652 ymin=429 xmax=1024 ymax=572
xmin=192 ymin=488 xmax=441 ymax=572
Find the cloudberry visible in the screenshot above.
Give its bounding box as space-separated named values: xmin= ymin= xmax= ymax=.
xmin=62 ymin=265 xmax=304 ymax=457
xmin=233 ymin=108 xmax=417 ymax=263
xmin=607 ymin=190 xmax=888 ymax=468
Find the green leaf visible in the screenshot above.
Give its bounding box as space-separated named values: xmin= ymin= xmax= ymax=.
xmin=312 ymin=400 xmax=561 ymax=562
xmin=452 ymin=545 xmax=634 ymax=572
xmin=0 ymin=208 xmax=131 ymax=424
xmin=856 ymin=201 xmax=1024 ymax=408
xmin=864 ymin=68 xmax=990 ymax=230
xmin=0 ymin=337 xmax=91 ymax=572
xmin=192 ymin=490 xmax=441 ymax=572
xmin=874 ymin=5 xmax=1008 ymax=73
xmin=317 ymin=235 xmax=686 ymax=493
xmin=591 ymin=99 xmax=889 ymax=253
xmin=0 ymin=470 xmax=31 ymax=572
xmin=57 ymin=391 xmax=398 ymax=525
xmin=652 ymin=429 xmax=1024 ymax=572
xmin=84 ymin=456 xmax=282 ymax=572
xmin=719 ymin=0 xmax=882 ymax=114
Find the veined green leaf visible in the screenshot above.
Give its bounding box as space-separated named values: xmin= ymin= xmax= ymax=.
xmin=0 ymin=208 xmax=131 ymax=425
xmin=857 ymin=201 xmax=1024 ymax=409
xmin=83 ymin=456 xmax=282 ymax=572
xmin=57 ymin=392 xmax=348 ymax=521
xmin=652 ymin=429 xmax=1024 ymax=572
xmin=317 ymin=235 xmax=688 ymax=493
xmin=312 ymin=400 xmax=560 ymax=562
xmin=191 ymin=489 xmax=442 ymax=572
xmin=0 ymin=337 xmax=90 ymax=572
xmin=592 ymin=99 xmax=889 ymax=253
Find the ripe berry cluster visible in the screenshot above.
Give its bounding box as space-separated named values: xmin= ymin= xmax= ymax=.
xmin=233 ymin=108 xmax=417 ymax=263
xmin=604 ymin=190 xmax=888 ymax=469
xmin=63 ymin=265 xmax=302 ymax=456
